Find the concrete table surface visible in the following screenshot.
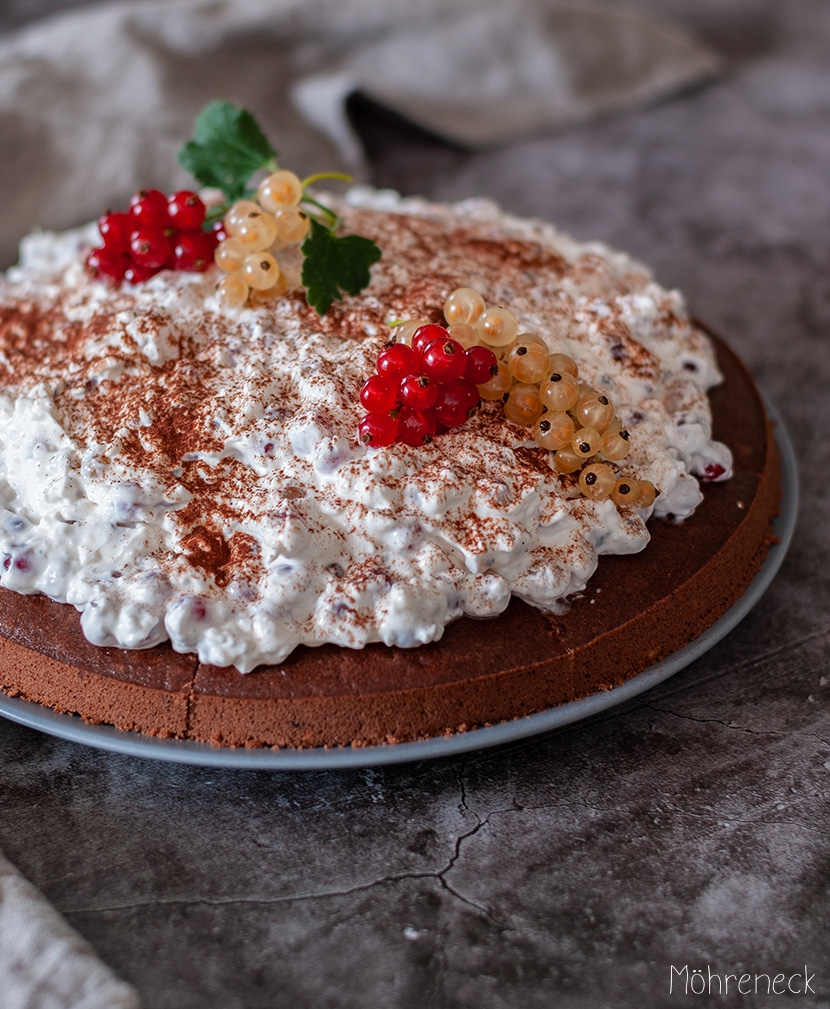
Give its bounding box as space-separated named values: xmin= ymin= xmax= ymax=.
xmin=0 ymin=1 xmax=826 ymax=1006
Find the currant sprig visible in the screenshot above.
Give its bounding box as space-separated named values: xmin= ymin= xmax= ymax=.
xmin=360 ymin=287 xmax=658 ymax=509
xmin=178 ymin=102 xmax=381 ymax=314
xmin=86 ymin=189 xmax=217 ymax=285
xmin=357 ymin=326 xmax=496 ymax=448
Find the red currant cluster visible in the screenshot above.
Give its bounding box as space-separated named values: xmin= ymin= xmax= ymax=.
xmin=357 ymin=324 xmax=499 ymax=447
xmin=86 ymin=189 xmax=220 ymax=285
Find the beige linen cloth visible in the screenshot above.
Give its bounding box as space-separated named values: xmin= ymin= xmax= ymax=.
xmin=0 ymin=1 xmax=718 ymax=1005
xmin=0 ymin=853 xmax=139 ymax=1008
xmin=0 ymin=0 xmax=720 ymax=266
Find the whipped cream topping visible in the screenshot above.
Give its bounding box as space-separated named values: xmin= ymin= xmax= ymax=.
xmin=0 ymin=189 xmax=732 ymax=671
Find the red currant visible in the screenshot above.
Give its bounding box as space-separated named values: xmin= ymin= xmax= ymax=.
xmin=398 ymin=408 xmax=438 ymax=446
xmin=172 ymin=231 xmax=213 ymax=272
xmin=167 ymin=190 xmax=206 ymax=231
xmin=124 ymin=262 xmax=159 ymax=285
xmin=129 ymin=189 xmax=170 ymax=228
xmin=130 ymin=228 xmax=172 ymax=269
xmin=702 ymin=462 xmax=726 ymax=481
xmin=86 ymin=246 xmax=129 ymax=283
xmin=376 ymin=344 xmax=419 ymax=385
xmin=97 ymin=211 xmax=132 ymax=252
xmin=464 ymin=345 xmax=499 ymax=385
xmin=358 ymin=413 xmax=398 ymax=447
xmin=359 ymin=375 xmax=398 ymax=413
xmin=399 ymin=373 xmax=439 ymax=411
xmin=434 ymin=380 xmax=479 ymax=427
xmin=211 ymin=220 xmax=228 ymax=245
xmin=412 ymin=323 xmax=449 ymax=358
xmin=2 ymin=552 xmax=31 ymax=573
xmin=421 ymin=338 xmax=467 ymax=383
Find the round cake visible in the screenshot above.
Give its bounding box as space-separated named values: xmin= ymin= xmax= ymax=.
xmin=0 ymin=190 xmax=781 ymax=747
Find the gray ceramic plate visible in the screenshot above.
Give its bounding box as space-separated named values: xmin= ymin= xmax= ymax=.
xmin=0 ymin=401 xmax=797 ymax=769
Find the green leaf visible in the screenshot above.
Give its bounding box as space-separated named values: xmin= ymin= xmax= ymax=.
xmin=301 ymin=219 xmax=382 ymax=316
xmin=178 ymin=101 xmax=276 ymax=202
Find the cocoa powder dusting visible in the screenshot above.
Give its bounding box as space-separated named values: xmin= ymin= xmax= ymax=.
xmin=181 ymin=524 xmax=231 ymax=582
xmin=0 ymin=299 xmax=121 ymax=379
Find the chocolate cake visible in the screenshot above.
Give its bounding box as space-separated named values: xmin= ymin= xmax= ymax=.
xmin=0 ymin=191 xmax=781 ymax=747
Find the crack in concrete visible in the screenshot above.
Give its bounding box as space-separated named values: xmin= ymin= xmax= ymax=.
xmin=65 ymin=792 xmax=511 ymax=927
xmin=436 ymin=818 xmax=497 ymax=923
xmin=476 ymin=800 xmax=830 ymax=843
xmin=64 ymin=858 xmax=498 ymax=923
xmin=433 ymin=753 xmax=502 ymax=923
xmin=455 ymin=753 xmax=470 ymax=815
xmin=711 ymin=625 xmax=830 ymax=677
xmin=66 ymin=764 xmax=499 ymax=923
xmin=642 ymin=626 xmax=830 ymax=705
xmin=653 ymin=810 xmax=830 ymax=839
xmin=65 ymin=864 xmax=455 ymax=918
xmin=639 ymin=702 xmax=830 ymax=750
xmin=638 ymin=702 xmax=774 ymax=736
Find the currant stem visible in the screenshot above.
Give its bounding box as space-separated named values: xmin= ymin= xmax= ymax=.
xmin=204 ymin=203 xmax=228 ymax=226
xmin=301 ymin=172 xmax=352 ymax=189
xmin=301 ymin=195 xmax=341 ymax=230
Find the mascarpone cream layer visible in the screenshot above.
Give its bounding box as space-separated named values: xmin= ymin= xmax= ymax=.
xmin=0 ymin=189 xmax=732 ymax=671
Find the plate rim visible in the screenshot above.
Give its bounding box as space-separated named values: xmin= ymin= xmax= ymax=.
xmin=0 ymin=398 xmax=797 ymax=769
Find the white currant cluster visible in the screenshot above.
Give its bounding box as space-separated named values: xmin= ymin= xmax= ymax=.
xmin=214 ymin=171 xmax=310 ymax=306
xmin=398 ymin=288 xmax=658 ymax=508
